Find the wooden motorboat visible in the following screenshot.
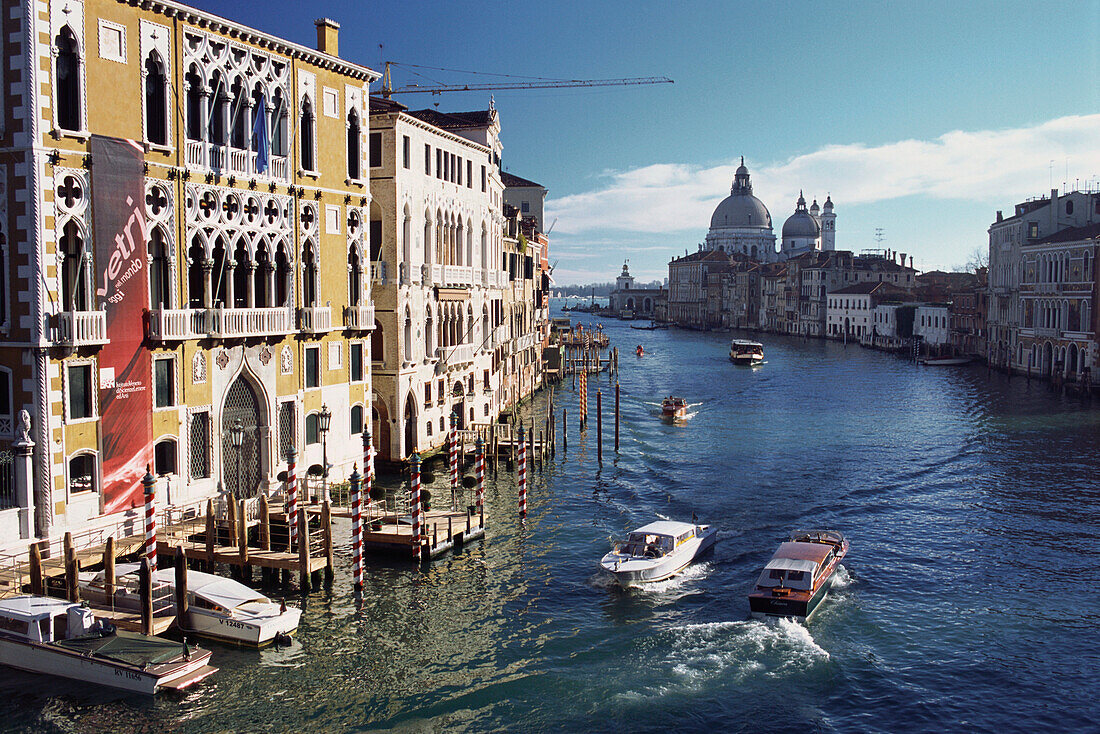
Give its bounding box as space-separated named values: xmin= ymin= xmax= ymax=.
xmin=919 ymin=356 xmax=972 ymax=366
xmin=80 ymin=565 xmax=301 ymax=648
xmin=661 ymin=396 xmax=688 ymax=421
xmin=729 ymin=339 xmax=764 ymax=366
xmin=749 ymin=530 xmax=848 ymax=620
xmin=601 ymin=520 xmax=717 ymax=586
xmin=0 ymin=595 xmax=216 ymax=694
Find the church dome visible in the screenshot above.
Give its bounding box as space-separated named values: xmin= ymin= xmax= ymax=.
xmin=709 ymin=159 xmax=772 ymax=230
xmin=782 ymin=192 xmax=820 ymax=238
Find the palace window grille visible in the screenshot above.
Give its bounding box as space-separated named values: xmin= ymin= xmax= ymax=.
xmin=0 ymin=450 xmax=14 ymax=509
xmin=278 ymin=400 xmax=296 ymax=460
xmin=189 ymin=411 xmax=211 ymax=480
xmin=222 ymin=378 xmax=261 ymax=499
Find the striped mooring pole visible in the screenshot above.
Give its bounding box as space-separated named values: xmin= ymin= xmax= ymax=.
xmin=286 ymin=447 xmax=299 ymax=551
xmin=449 ymin=413 xmax=459 ymax=508
xmin=518 ymin=431 xmax=527 ymax=518
xmin=142 ymin=466 xmax=157 ymax=573
xmin=350 ymin=464 xmax=363 ymax=590
xmin=362 ymin=427 xmax=373 ymax=519
xmin=410 ymin=452 xmax=423 ymax=550
xmin=475 ymin=436 xmax=486 ymax=512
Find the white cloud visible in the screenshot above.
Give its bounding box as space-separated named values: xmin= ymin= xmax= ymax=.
xmin=546 ymin=114 xmax=1100 ymax=236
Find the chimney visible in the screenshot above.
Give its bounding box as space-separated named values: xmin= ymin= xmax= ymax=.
xmin=315 ymin=18 xmax=340 ymax=56
xmin=996 ymin=210 xmax=1003 ymax=222
xmin=1050 ymin=188 xmax=1058 ymax=233
xmin=909 ymin=255 xmax=913 ymax=268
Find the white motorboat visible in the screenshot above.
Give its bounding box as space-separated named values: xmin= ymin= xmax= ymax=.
xmin=600 ymin=520 xmax=717 ymax=586
xmin=729 ymin=339 xmax=764 ymax=365
xmin=0 ymin=595 xmax=216 ymax=695
xmin=80 ymin=565 xmax=301 ymax=648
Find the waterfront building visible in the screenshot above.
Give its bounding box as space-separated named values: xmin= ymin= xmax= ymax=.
xmin=780 ymin=193 xmax=835 ymax=259
xmin=758 ymin=262 xmax=789 ymax=332
xmin=915 ymin=305 xmax=951 ymax=350
xmin=826 ymin=282 xmax=913 ymax=340
xmin=501 ymin=171 xmax=547 ymax=232
xmin=667 ymin=250 xmax=742 ymax=328
xmin=0 ymin=1 xmax=380 ymax=548
xmin=608 ymin=260 xmax=663 ymax=318
xmin=722 ymin=260 xmax=762 ymax=329
xmin=948 ymin=270 xmax=988 ymax=358
xmin=869 ymin=303 xmax=916 ymax=351
xmin=987 ymin=188 xmax=1098 ymax=381
xmin=367 ymin=96 xmax=546 ymax=460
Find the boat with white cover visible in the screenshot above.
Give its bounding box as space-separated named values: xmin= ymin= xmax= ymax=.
xmin=0 ymin=595 xmax=216 ymax=694
xmin=80 ymin=565 xmax=301 ymax=647
xmin=600 ymin=520 xmax=717 ymax=585
xmin=729 ymin=339 xmax=764 ymax=366
xmin=748 ymin=530 xmax=849 ymax=620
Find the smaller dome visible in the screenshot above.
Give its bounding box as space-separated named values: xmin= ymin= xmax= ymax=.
xmin=823 ymin=195 xmax=834 ymax=212
xmin=810 ymin=199 xmax=820 ymax=215
xmin=782 ymin=192 xmax=820 ymax=239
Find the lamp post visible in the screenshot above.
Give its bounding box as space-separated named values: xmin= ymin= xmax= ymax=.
xmin=319 ymin=403 xmax=332 ymax=503
xmin=230 ymin=418 xmax=244 ymax=499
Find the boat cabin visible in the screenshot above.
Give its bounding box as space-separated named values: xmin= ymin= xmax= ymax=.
xmin=0 ymin=596 xmax=96 ymax=643
xmin=618 ymin=522 xmax=698 ymax=558
xmin=753 ymin=540 xmax=834 ymax=591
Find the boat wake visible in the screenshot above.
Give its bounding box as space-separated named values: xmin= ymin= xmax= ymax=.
xmin=830 ymin=564 xmax=853 ymax=589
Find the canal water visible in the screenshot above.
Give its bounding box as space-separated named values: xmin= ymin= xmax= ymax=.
xmin=4 ymin=308 xmax=1100 ymax=732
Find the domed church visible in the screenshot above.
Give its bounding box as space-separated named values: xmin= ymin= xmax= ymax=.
xmin=703 ymin=158 xmax=835 ymax=262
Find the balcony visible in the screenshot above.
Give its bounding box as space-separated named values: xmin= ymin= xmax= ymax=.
xmin=298 ymin=305 xmax=333 ymax=333
xmin=184 ymin=140 xmax=290 ymax=181
xmin=148 ymin=308 xmax=211 ymax=341
xmin=209 ymin=306 xmax=294 ymax=338
xmin=370 ymin=262 xmax=387 ymax=285
xmin=437 ymin=343 xmax=474 ymax=366
xmin=55 ymin=310 xmax=108 ymax=346
xmin=491 ymin=324 xmax=509 ymax=348
xmin=442 ymin=265 xmax=473 ymax=286
xmin=344 ymin=304 xmax=375 ymax=330
xmin=399 ymin=262 xmax=420 ymax=286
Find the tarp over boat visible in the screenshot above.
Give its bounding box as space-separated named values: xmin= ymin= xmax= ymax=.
xmin=54 ymin=630 xmax=186 ymax=667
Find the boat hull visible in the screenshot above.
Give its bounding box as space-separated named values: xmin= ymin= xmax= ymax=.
xmin=748 ymin=576 xmax=833 ymax=621
xmin=600 ymin=526 xmax=717 ymax=586
xmin=0 ymin=636 xmax=215 ymax=695
xmin=730 ymin=353 xmax=763 ymax=365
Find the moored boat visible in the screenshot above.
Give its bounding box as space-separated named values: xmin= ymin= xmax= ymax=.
xmin=661 ymin=396 xmax=688 ymax=421
xmin=729 ymin=339 xmax=764 ymax=365
xmin=919 ymin=356 xmax=973 ymax=366
xmin=80 ymin=565 xmax=301 ymax=648
xmin=0 ymin=595 xmax=216 ymax=694
xmin=600 ymin=520 xmax=717 ymax=586
xmin=748 ymin=530 xmax=848 ymax=620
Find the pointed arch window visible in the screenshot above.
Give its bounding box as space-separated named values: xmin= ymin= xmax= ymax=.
xmin=144 ymin=53 xmax=167 ymax=145
xmin=347 ymin=109 xmax=361 ymax=180
xmin=187 ymin=237 xmax=206 ymax=308
xmin=275 ymin=241 xmax=292 ymax=307
xmin=209 ymin=71 xmax=227 ymax=146
xmin=185 ymin=65 xmax=203 ymax=141
xmin=230 ymin=78 xmax=247 ymax=149
xmin=149 ymin=227 xmax=170 ymax=309
xmin=348 ymin=247 xmax=362 ymax=307
xmin=300 ymin=97 xmax=315 ymax=172
xmin=60 ymin=221 xmax=90 ymax=311
xmin=302 ymin=241 xmax=318 ymax=307
xmin=271 ymin=89 xmax=288 ymax=157
xmin=55 ymin=26 xmax=81 ymax=131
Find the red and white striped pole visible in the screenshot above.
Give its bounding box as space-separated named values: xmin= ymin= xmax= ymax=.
xmin=286 ymin=447 xmax=299 ymax=551
xmin=475 ymin=436 xmax=485 ymax=513
xmin=142 ymin=466 xmax=157 ymax=573
xmin=449 ymin=412 xmax=458 ymax=508
xmin=518 ymin=431 xmax=527 ymax=518
xmin=362 ymin=427 xmax=373 ymax=520
xmin=410 ymin=452 xmax=422 ymax=553
xmin=350 ymin=464 xmax=363 ymax=590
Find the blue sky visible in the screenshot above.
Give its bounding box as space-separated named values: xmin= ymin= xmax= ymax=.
xmin=190 ymin=0 xmax=1100 ymax=284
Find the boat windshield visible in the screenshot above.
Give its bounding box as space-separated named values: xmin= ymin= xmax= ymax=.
xmin=622 ymin=534 xmax=673 ymax=557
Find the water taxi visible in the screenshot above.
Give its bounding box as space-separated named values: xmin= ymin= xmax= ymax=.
xmin=661 ymin=396 xmax=688 ymax=421
xmin=0 ymin=595 xmax=216 ymax=694
xmin=729 ymin=339 xmax=764 ymax=366
xmin=80 ymin=565 xmax=301 ymax=648
xmin=600 ymin=520 xmax=717 ymax=586
xmin=748 ymin=530 xmax=848 ymax=620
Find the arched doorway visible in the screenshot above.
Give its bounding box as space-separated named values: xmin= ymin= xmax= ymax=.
xmin=1068 ymin=343 xmax=1078 ymax=379
xmin=372 ymin=396 xmax=391 ymax=462
xmin=1043 ymin=342 xmax=1053 ymax=376
xmin=222 ymin=375 xmax=264 ymax=498
xmin=403 ymin=393 xmax=418 ymax=457
xmin=451 ymin=381 xmax=466 ymax=429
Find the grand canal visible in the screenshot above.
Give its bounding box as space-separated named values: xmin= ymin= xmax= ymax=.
xmin=3 ymin=308 xmax=1099 ymax=732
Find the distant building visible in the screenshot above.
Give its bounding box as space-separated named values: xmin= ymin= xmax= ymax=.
xmin=608 ymin=261 xmax=663 ymax=318
xmin=501 ymin=171 xmax=548 ymax=232
xmin=915 ymin=305 xmax=951 ymax=350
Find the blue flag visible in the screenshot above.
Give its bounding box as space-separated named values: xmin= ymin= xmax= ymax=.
xmin=253 ymin=94 xmax=268 ymax=174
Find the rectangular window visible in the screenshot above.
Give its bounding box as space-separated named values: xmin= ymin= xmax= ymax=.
xmin=467 ymin=160 xmax=473 ymax=188
xmin=481 ymin=165 xmax=486 ymax=192
xmin=450 ymin=153 xmax=457 ymax=182
xmin=305 ymin=346 xmax=320 ymax=388
xmin=1028 ymin=222 xmax=1039 ymax=238
xmin=154 ymin=357 xmax=174 ymax=408
xmin=425 ymin=144 xmax=431 ymax=174
xmin=350 ymin=343 xmax=363 ymax=382
xmin=521 ymin=201 xmax=530 ymax=213
xmin=68 ymin=364 xmax=93 ymax=420
xmin=483 ymin=369 xmax=490 ymax=390
xmin=403 ymin=135 xmax=411 ymax=169
xmin=189 ymin=411 xmax=210 ymax=479
xmin=424 ymin=382 xmax=432 ymax=407
xmin=154 ymin=440 xmax=176 ymax=476
xmin=278 ymin=401 xmax=296 ymax=461
xmin=369 ymin=132 xmax=382 ymax=168
xmin=457 ymin=157 xmax=463 ymax=185
xmin=436 ymin=149 xmax=443 ymax=179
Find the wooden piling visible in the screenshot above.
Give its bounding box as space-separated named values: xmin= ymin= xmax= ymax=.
xmin=322 ymin=500 xmax=333 ymax=585
xmin=297 ymin=506 xmax=310 ymax=591
xmin=174 ymin=546 xmax=189 ymax=633
xmin=205 ymin=499 xmax=215 ymax=568
xmin=258 ymin=494 xmax=270 ymax=551
xmin=103 ymin=537 xmax=116 ymax=599
xmin=64 ymin=532 xmax=79 ymax=603
xmin=139 ymin=558 xmax=153 ymax=636
xmin=227 ymin=498 xmax=238 ymax=548
xmin=597 ymin=389 xmax=603 ymax=463
xmin=563 ymin=408 xmax=568 ymax=449
xmin=29 ymin=543 xmax=43 ymax=596
xmin=237 ymin=499 xmax=249 ymax=580
xmin=615 ymin=382 xmax=620 ymax=452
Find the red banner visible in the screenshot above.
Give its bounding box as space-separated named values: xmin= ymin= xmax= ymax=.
xmin=92 ymin=135 xmax=152 ymax=514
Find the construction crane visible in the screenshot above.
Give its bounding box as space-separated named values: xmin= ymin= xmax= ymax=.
xmin=380 ymin=61 xmax=672 ymax=99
